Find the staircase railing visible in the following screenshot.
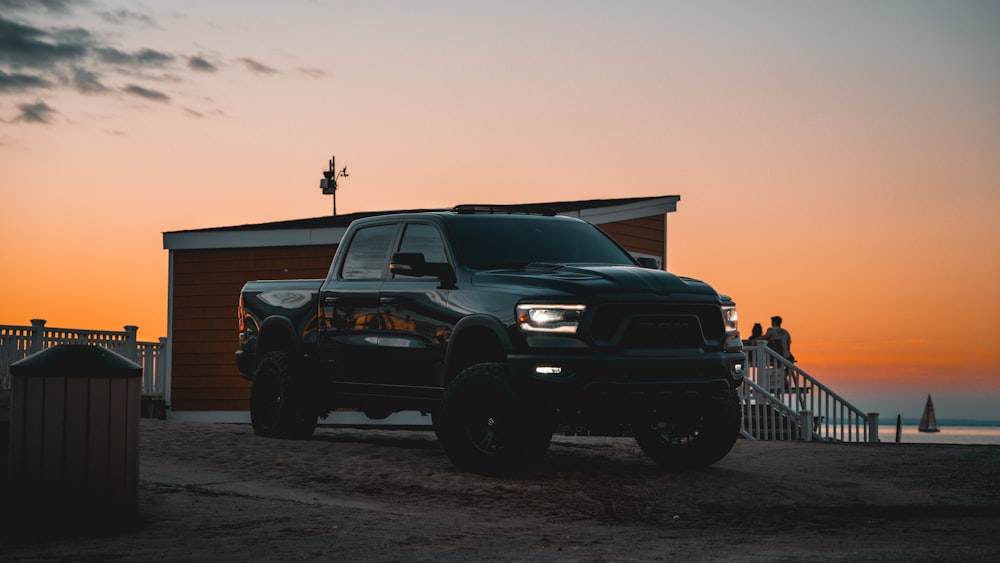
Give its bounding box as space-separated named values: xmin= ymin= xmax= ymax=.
xmin=0 ymin=319 xmax=166 ymax=397
xmin=740 ymin=378 xmax=803 ymax=440
xmin=740 ymin=343 xmax=879 ymax=443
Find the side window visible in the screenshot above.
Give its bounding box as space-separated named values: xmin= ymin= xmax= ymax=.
xmin=340 ymin=224 xmax=398 ymax=280
xmin=398 ymin=223 xmax=448 ymax=264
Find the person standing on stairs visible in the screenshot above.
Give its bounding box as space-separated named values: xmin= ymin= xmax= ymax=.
xmin=755 ymin=316 xmax=796 ymax=393
xmin=760 ymin=315 xmax=794 ymax=363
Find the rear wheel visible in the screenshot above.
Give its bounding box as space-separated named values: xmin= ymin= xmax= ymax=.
xmin=633 ymin=390 xmax=740 ymax=469
xmin=437 ymin=363 xmax=552 ymax=476
xmin=250 ymin=351 xmax=318 ymax=439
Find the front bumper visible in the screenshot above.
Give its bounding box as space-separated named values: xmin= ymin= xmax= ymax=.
xmin=508 ymin=349 xmax=745 ymax=422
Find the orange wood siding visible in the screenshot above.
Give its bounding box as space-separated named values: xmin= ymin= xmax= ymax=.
xmin=170 ymin=245 xmax=337 ymax=411
xmin=599 ymin=215 xmax=665 ymax=263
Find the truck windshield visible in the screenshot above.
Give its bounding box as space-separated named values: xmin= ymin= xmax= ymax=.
xmin=447 ymin=216 xmax=636 ymax=270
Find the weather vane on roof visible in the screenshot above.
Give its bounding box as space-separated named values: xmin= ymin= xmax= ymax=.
xmin=320 ymin=155 xmax=348 ymax=216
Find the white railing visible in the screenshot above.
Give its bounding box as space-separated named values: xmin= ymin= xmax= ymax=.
xmin=740 ymin=378 xmax=803 ymax=440
xmin=0 ymin=319 xmax=166 ymax=397
xmin=739 ymin=343 xmax=879 ymax=443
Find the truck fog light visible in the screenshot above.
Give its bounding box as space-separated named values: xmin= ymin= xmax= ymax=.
xmin=535 ymin=366 xmax=563 ymax=375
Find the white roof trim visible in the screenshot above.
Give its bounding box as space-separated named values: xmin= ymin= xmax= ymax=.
xmin=164 ymin=226 xmax=348 ymax=250
xmin=559 ymin=196 xmax=679 ymax=224
xmin=162 ymin=196 xmax=679 ymax=250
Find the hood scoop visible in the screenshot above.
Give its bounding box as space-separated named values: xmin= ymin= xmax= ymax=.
xmin=525 ymin=262 xmax=564 ymax=271
xmin=523 ymin=262 xmax=607 ymax=280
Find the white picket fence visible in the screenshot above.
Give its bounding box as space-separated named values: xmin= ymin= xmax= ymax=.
xmin=0 ymin=319 xmax=166 ymax=397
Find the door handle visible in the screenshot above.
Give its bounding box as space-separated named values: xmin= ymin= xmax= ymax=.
xmin=323 ymin=297 xmax=339 ymax=305
xmin=380 ymin=297 xmax=398 ymax=304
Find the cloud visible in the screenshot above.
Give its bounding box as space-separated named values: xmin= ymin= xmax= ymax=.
xmin=0 ymin=16 xmax=91 ymax=68
xmin=0 ymin=68 xmax=50 ymax=91
xmin=0 ymin=0 xmax=78 ymax=14
xmin=99 ymin=9 xmax=156 ymax=28
xmin=0 ymin=11 xmax=179 ymax=122
xmin=71 ymin=66 xmax=106 ymax=93
xmin=0 ymin=2 xmax=294 ymax=126
xmin=13 ymin=100 xmax=56 ymax=123
xmin=123 ymin=83 xmax=169 ymax=102
xmin=95 ymin=47 xmax=174 ymax=67
xmin=298 ymin=67 xmax=325 ymax=79
xmin=187 ymin=55 xmax=217 ymax=72
xmin=236 ymin=57 xmax=278 ymax=75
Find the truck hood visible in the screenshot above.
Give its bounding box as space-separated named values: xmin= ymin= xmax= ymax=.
xmin=470 ymin=264 xmax=720 ymax=301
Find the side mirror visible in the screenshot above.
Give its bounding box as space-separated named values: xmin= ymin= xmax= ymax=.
xmin=635 ymin=256 xmax=660 ymax=269
xmin=389 ymin=252 xmax=427 ymax=277
xmin=390 ymin=253 xmax=456 ymax=284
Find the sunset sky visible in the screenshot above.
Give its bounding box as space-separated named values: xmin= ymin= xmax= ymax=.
xmin=2 ymin=1 xmax=998 ymax=420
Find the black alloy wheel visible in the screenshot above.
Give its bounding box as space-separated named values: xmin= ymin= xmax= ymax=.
xmin=437 ymin=363 xmax=551 ymax=476
xmin=250 ymin=350 xmax=318 ymax=439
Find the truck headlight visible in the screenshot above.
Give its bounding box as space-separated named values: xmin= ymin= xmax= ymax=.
xmin=516 ymin=304 xmax=586 ymax=333
xmin=721 ymin=304 xmax=741 ymax=351
xmin=722 ymin=305 xmax=738 ymax=332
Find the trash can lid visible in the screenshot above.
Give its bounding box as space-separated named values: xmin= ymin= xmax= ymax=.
xmin=10 ymin=344 xmax=142 ymax=378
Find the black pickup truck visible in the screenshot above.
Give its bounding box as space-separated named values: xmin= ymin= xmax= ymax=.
xmin=237 ymin=206 xmax=745 ymax=474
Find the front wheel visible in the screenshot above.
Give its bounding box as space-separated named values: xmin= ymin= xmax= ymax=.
xmin=633 ymin=390 xmax=741 ymax=470
xmin=250 ymin=351 xmax=318 ymax=439
xmin=437 ymin=363 xmax=552 ymax=476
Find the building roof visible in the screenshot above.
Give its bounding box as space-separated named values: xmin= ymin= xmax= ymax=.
xmin=163 ymin=195 xmax=679 ymax=250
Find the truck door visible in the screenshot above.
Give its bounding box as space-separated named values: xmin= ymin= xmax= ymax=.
xmin=317 ymin=223 xmax=399 ymax=384
xmin=378 ymin=222 xmax=454 ymax=393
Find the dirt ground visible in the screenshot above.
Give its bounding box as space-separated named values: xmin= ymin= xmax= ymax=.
xmin=2 ymin=418 xmax=999 ymax=562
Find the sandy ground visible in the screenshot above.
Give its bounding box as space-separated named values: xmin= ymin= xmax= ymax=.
xmin=2 ymin=418 xmax=999 ymax=562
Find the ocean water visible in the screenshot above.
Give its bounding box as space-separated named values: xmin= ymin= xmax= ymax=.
xmin=877 ymin=423 xmax=1000 ymax=445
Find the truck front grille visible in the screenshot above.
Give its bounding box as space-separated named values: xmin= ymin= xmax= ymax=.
xmin=587 ymin=304 xmax=724 ymax=349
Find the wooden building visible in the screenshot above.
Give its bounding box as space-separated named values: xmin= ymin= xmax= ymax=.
xmin=161 ymin=195 xmax=680 ymax=422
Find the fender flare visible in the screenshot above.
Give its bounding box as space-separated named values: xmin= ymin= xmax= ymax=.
xmin=443 ymin=314 xmax=514 ymax=382
xmin=255 ymin=316 xmax=304 ymax=361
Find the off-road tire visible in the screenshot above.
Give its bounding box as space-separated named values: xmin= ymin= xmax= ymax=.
xmin=633 ymin=389 xmax=741 ymax=469
xmin=250 ymin=350 xmax=318 ymax=439
xmin=437 ymin=363 xmax=552 ymax=476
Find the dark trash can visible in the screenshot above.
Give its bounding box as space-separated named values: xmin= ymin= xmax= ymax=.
xmin=7 ymin=344 xmax=141 ymax=520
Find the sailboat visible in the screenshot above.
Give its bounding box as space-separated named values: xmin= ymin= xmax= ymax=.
xmin=918 ymin=394 xmax=940 ymax=433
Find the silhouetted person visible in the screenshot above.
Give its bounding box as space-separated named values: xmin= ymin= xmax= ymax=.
xmin=758 ymin=315 xmax=794 ymax=363
xmin=744 ymin=322 xmax=764 ymax=346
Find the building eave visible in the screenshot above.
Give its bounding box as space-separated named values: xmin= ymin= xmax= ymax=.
xmin=163 ymin=226 xmax=349 ymax=251
xmin=163 ymin=195 xmax=680 ymax=251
